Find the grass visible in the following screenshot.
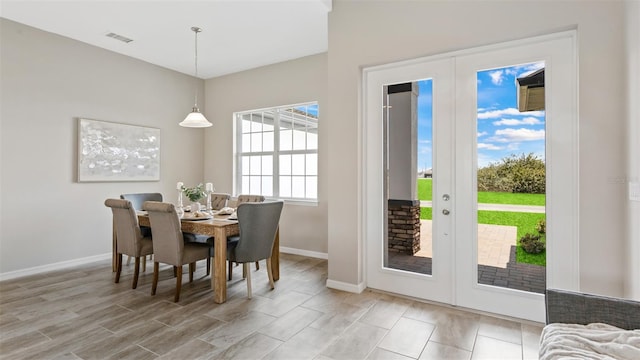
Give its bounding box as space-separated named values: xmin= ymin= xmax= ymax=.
xmin=418 ymin=178 xmax=545 ymax=205
xmin=417 ymin=178 xmax=546 ymax=266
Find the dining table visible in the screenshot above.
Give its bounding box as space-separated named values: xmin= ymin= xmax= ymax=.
xmin=112 ymin=211 xmax=280 ymax=304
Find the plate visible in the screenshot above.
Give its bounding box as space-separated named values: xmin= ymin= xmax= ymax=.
xmin=181 ymin=214 xmax=212 ymax=221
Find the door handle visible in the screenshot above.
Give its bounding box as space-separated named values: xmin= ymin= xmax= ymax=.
xmin=442 ymin=209 xmax=450 ymax=215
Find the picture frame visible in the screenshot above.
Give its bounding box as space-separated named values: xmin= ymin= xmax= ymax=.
xmin=78 ymin=118 xmax=160 ymax=182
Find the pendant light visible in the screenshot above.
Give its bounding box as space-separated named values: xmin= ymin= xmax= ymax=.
xmin=179 ymin=26 xmax=212 ymax=128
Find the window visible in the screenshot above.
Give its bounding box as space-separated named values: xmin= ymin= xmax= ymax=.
xmin=235 ymin=102 xmax=318 ymax=201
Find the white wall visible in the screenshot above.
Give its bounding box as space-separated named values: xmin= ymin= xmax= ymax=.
xmin=327 ymin=0 xmax=629 ymax=296
xmin=202 ymin=54 xmax=328 ymax=255
xmin=0 ymin=19 xmax=205 ymax=275
xmin=625 ymin=0 xmax=640 ymax=300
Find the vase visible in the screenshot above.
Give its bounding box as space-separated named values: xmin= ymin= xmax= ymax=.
xmin=191 ymin=202 xmax=201 ymax=213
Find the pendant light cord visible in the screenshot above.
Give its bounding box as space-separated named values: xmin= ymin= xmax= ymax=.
xmin=192 ymin=27 xmax=201 ymax=108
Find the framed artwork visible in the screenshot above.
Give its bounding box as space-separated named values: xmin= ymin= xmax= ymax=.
xmin=78 ymin=118 xmax=160 ymax=182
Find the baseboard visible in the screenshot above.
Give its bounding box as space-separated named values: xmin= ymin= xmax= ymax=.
xmin=279 ymin=246 xmax=328 ymax=260
xmin=326 ymin=279 xmax=366 ymax=294
xmin=0 ymin=253 xmax=112 ymax=282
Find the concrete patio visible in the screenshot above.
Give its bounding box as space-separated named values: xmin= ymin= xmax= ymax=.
xmin=387 ymin=220 xmax=546 ymax=294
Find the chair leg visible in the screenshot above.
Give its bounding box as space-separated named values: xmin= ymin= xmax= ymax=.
xmin=206 ymin=257 xmax=211 ymax=276
xmin=189 ymin=263 xmax=195 ymax=283
xmin=151 ymin=262 xmax=159 ymax=295
xmin=142 ymin=256 xmax=146 ymax=273
xmin=255 ymin=261 xmax=260 ymax=271
xmin=266 ymin=257 xmax=275 ymax=290
xmin=228 ymin=261 xmax=233 ymax=281
xmin=244 ymin=263 xmax=252 ymax=299
xmin=175 ymin=266 xmax=183 ymax=302
xmin=126 ymin=255 xmax=131 ymax=266
xmin=173 ymin=266 xmax=178 ymax=277
xmin=115 ymin=253 xmax=123 ymax=283
xmin=132 ymin=257 xmax=140 ymax=289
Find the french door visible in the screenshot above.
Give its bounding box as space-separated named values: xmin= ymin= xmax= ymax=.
xmin=364 ymin=32 xmax=578 ymax=322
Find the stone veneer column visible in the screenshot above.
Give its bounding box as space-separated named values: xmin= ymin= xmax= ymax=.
xmin=388 ymin=199 xmax=421 ymax=255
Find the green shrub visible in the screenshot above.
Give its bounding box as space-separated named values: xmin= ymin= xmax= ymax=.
xmin=520 ymin=233 xmax=545 ymax=254
xmin=536 ymin=219 xmax=546 ymax=234
xmin=477 ymin=153 xmax=546 ymax=194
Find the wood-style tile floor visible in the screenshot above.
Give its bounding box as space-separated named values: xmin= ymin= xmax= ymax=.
xmin=0 ymin=254 xmax=543 ymax=359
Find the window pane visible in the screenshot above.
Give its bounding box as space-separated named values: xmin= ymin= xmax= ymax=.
xmin=280 ymin=130 xmax=292 ymax=151
xmin=263 ymin=122 xmax=274 ymax=132
xmin=306 ymin=176 xmax=317 ymax=199
xmin=242 ymin=134 xmax=251 ymax=152
xmin=262 ymin=176 xmax=273 ymax=196
xmin=280 ymin=155 xmax=291 ymax=175
xmin=262 ymin=155 xmax=273 ymax=176
xmin=251 ymin=133 xmax=262 ymax=152
xmin=293 ymin=128 xmax=306 ymax=150
xmin=250 ymin=176 xmax=261 ymax=194
xmin=250 ymin=156 xmax=261 ymax=175
xmin=292 ymin=154 xmax=305 ymax=175
xmin=306 ymin=154 xmax=317 ymax=176
xmin=242 ymin=156 xmax=250 ymax=174
xmin=291 ymin=176 xmax=305 ymax=198
xmin=307 ymin=132 xmax=318 ymax=150
xmin=280 ymin=176 xmax=291 ymax=197
xmin=263 ymin=131 xmax=274 ymax=152
xmin=251 ymin=117 xmax=262 ymax=132
xmin=242 ymin=176 xmax=250 ymax=194
xmin=241 ymin=118 xmax=252 ymax=134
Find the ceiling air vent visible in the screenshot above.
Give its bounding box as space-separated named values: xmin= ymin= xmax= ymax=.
xmin=105 ymin=32 xmax=133 ymax=43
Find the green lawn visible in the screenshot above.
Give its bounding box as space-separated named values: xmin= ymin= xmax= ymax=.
xmin=417 ymin=178 xmax=546 ymax=266
xmin=417 ymin=178 xmax=545 ymax=205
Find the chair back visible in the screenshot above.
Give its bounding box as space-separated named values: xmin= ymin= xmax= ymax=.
xmin=143 ymin=201 xmax=184 ymax=266
xmin=234 ymin=201 xmax=284 ymax=262
xmin=236 ymin=194 xmax=265 ymax=206
xmin=105 ymin=198 xmax=144 ymax=256
xmin=211 ymin=193 xmax=231 ymax=210
xmin=120 ymin=193 xmax=163 ymax=211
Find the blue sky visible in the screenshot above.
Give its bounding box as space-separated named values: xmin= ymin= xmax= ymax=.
xmin=418 ymin=61 xmax=546 ymax=170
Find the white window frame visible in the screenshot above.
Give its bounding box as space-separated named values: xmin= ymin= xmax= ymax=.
xmin=234 ymin=102 xmax=319 ymax=203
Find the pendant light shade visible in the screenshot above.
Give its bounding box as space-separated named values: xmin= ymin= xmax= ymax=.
xmin=179 ymin=26 xmax=212 ymax=128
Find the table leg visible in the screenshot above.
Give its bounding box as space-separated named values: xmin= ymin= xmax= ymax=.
xmin=212 ymin=227 xmax=228 ymax=303
xmin=272 ymin=227 xmax=280 ymax=281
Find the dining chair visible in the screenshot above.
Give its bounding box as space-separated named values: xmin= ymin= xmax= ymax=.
xmin=120 ymin=193 xmax=162 ymax=267
xmin=104 ymin=198 xmax=153 ymax=289
xmin=226 ymin=201 xmax=284 ymax=299
xmin=228 ymin=194 xmax=266 ymax=279
xmin=143 ymin=201 xmax=212 ymax=302
xmin=210 ymin=193 xmax=231 ymax=211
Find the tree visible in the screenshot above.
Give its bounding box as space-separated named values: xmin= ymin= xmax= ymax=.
xmin=477 ymin=153 xmax=545 ymax=194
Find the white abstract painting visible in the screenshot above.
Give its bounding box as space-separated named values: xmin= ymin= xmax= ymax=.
xmin=78 ymin=118 xmax=160 ymax=182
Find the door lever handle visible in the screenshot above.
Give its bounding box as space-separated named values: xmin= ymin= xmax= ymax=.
xmin=442 ymin=209 xmax=450 ymax=215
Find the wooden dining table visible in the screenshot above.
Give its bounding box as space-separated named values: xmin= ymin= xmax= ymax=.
xmin=112 ymin=212 xmax=280 ymax=304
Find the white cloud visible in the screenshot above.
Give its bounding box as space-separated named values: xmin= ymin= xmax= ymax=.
xmin=492 ymin=117 xmax=543 ymax=126
xmin=517 ymin=61 xmax=545 ymax=78
xmin=477 ymin=107 xmax=545 ymax=119
xmin=478 ymin=143 xmax=503 ymax=150
xmin=489 ymin=70 xmax=504 ymax=85
xmin=477 ymin=131 xmax=488 ymax=137
xmin=488 ymin=128 xmax=545 ymax=142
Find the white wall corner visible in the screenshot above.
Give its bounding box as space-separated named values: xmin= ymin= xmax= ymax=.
xmin=326 ymin=279 xmax=366 ymax=294
xmin=280 ymin=246 xmax=328 ymax=259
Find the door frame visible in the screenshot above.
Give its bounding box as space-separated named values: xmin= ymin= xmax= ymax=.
xmin=361 ymin=30 xmax=579 ymax=321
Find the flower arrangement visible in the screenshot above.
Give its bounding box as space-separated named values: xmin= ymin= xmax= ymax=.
xmin=182 ymin=183 xmax=206 ymax=202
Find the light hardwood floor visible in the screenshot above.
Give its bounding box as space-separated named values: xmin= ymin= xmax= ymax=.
xmin=0 ymin=254 xmax=543 ymax=359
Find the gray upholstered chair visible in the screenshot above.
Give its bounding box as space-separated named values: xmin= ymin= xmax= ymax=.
xmin=210 ymin=193 xmax=231 ymax=211
xmin=227 ymin=201 xmax=283 ymax=299
xmin=236 ymin=194 xmax=265 ymax=206
xmin=104 ymin=198 xmax=153 ymax=289
xmin=228 ymin=194 xmax=266 ymax=279
xmin=143 ymin=201 xmax=211 ymax=302
xmin=120 ymin=193 xmax=162 ymax=267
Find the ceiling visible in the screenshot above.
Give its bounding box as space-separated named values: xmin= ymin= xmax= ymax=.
xmin=0 ymin=0 xmax=331 ymax=79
